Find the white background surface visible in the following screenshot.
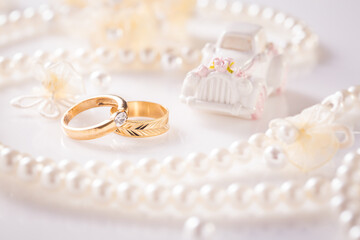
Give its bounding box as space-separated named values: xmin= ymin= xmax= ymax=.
xmin=0 ymin=0 xmax=359 ymax=239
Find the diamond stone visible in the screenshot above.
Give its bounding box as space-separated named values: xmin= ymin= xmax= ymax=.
xmin=114 ymin=111 xmax=128 ymax=127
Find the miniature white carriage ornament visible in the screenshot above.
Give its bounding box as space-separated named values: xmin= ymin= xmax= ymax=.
xmin=180 ymin=23 xmax=286 ymax=119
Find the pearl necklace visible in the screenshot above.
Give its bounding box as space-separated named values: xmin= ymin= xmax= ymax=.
xmin=0 ymin=1 xmax=317 ymax=78
xmin=1 ymin=86 xmax=359 ymax=209
xmin=0 ymin=1 xmax=357 ymax=239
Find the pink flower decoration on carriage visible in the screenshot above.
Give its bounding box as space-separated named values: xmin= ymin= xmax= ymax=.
xmin=196 ymin=64 xmax=213 ymax=77
xmin=210 ymin=57 xmax=234 ymax=73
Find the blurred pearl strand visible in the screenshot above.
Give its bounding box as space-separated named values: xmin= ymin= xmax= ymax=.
xmin=331 ymin=150 xmax=360 ymax=240
xmin=0 ymin=140 xmax=335 ymax=211
xmin=196 ymin=0 xmax=318 ymax=53
xmin=0 ymin=1 xmax=318 ymax=80
xmin=2 ymin=139 xmax=360 ymax=240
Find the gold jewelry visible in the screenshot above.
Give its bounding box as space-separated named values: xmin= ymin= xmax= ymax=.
xmin=61 ymin=96 xmax=169 ymax=140
xmin=62 ymin=95 xmax=128 ymax=140
xmin=113 ymin=101 xmax=169 ymax=138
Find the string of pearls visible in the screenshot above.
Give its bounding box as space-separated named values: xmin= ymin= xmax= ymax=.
xmin=0 ymin=1 xmax=318 ymax=83
xmin=0 ymin=86 xmax=359 ymax=191
xmin=0 ymin=140 xmax=333 ymax=213
xmin=331 ymin=150 xmax=360 ymax=240
xmin=196 ymin=0 xmax=318 ymax=55
xmin=0 ymin=85 xmax=359 ymax=211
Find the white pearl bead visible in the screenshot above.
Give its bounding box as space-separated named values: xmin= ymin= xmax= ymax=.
xmin=229 ymin=140 xmax=252 ymax=164
xmin=197 ymin=0 xmax=210 ymax=9
xmin=336 ymin=165 xmax=353 ymax=181
xmin=84 ymin=160 xmax=106 ymax=176
xmin=277 ymin=125 xmax=298 ymax=144
xmin=330 ymin=195 xmax=347 ymax=213
xmin=284 ymin=17 xmax=295 ymax=29
xmin=214 ymin=0 xmax=227 ymax=11
xmin=339 ymin=210 xmax=357 ymax=230
xmin=73 ymin=48 xmax=93 ymax=63
xmin=162 ymin=156 xmax=187 ymax=178
xmin=0 ymin=148 xmax=19 ymax=172
xmin=110 ymin=159 xmax=134 ymax=179
xmin=23 ymin=7 xmax=36 ymax=21
xmin=11 ymin=53 xmax=30 ymax=70
xmin=183 ymin=217 xmax=215 ymax=240
xmin=342 ymin=90 xmax=357 ymax=110
xmin=17 ymin=157 xmax=38 ymax=181
xmin=90 ymin=71 xmax=111 ymax=89
xmin=349 ymin=226 xmax=360 ymax=240
xmin=280 ymin=181 xmax=305 ymax=207
xmin=348 ymin=86 xmax=360 ymax=100
xmin=95 ymin=47 xmax=114 ymax=63
xmin=39 ymin=8 xmax=54 ymax=22
xmin=331 ymin=178 xmax=348 ymax=195
xmin=230 ymin=1 xmax=243 ymax=14
xmin=248 ymin=133 xmax=268 ymax=148
xmin=304 ymin=177 xmax=330 ymax=202
xmin=263 ymin=146 xmax=287 ymax=170
xmin=57 ymin=159 xmax=78 ymax=172
xmin=161 ymin=53 xmax=182 ymax=70
xmin=52 ymin=48 xmax=69 ymax=60
xmin=262 ymin=8 xmax=274 ymax=19
xmin=172 ymin=185 xmax=198 ymax=210
xmin=274 ymin=12 xmax=286 ymax=24
xmin=254 ymin=183 xmax=279 ymax=209
xmin=117 ymin=182 xmax=141 ymax=207
xmin=0 ymin=56 xmax=11 ymax=74
xmin=65 ymin=171 xmax=90 ymax=194
xmin=139 ymin=48 xmax=157 ymax=64
xmin=145 ymin=184 xmax=169 ymax=208
xmin=40 ymin=166 xmax=63 ymax=189
xmin=227 ymin=183 xmax=253 ymax=209
xmin=209 ymin=148 xmax=233 ymax=170
xmin=33 ymin=50 xmax=49 ymax=63
xmin=8 ymin=10 xmax=22 ymax=25
xmin=136 ymin=158 xmax=161 ymax=179
xmin=91 ymin=179 xmax=115 ymax=202
xmin=118 ymin=49 xmax=135 ymax=64
xmin=199 ymin=184 xmax=225 ymax=209
xmin=265 ymin=128 xmax=275 ymax=138
xmin=247 ymin=4 xmax=260 ymax=16
xmin=186 ymin=152 xmax=211 ymax=175
xmin=36 ymin=156 xmax=53 ymax=167
xmin=343 ymin=152 xmax=360 ymax=168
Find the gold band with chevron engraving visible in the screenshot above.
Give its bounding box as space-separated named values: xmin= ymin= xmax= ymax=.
xmin=112 ymin=101 xmax=169 ymax=138
xmin=62 ymin=95 xmax=168 ymax=140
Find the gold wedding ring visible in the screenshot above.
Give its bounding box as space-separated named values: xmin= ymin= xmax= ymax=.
xmin=112 ymin=101 xmax=169 ymax=137
xmin=61 ymin=95 xmax=169 ymax=140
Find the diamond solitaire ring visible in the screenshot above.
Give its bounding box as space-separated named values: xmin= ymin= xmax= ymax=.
xmin=61 ymin=95 xmax=169 ymax=140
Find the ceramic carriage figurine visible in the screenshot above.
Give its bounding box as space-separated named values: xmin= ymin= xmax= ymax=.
xmin=180 ymin=23 xmax=286 ymax=119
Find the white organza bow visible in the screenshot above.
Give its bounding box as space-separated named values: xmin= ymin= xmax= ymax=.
xmin=270 ymin=104 xmax=352 ymax=172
